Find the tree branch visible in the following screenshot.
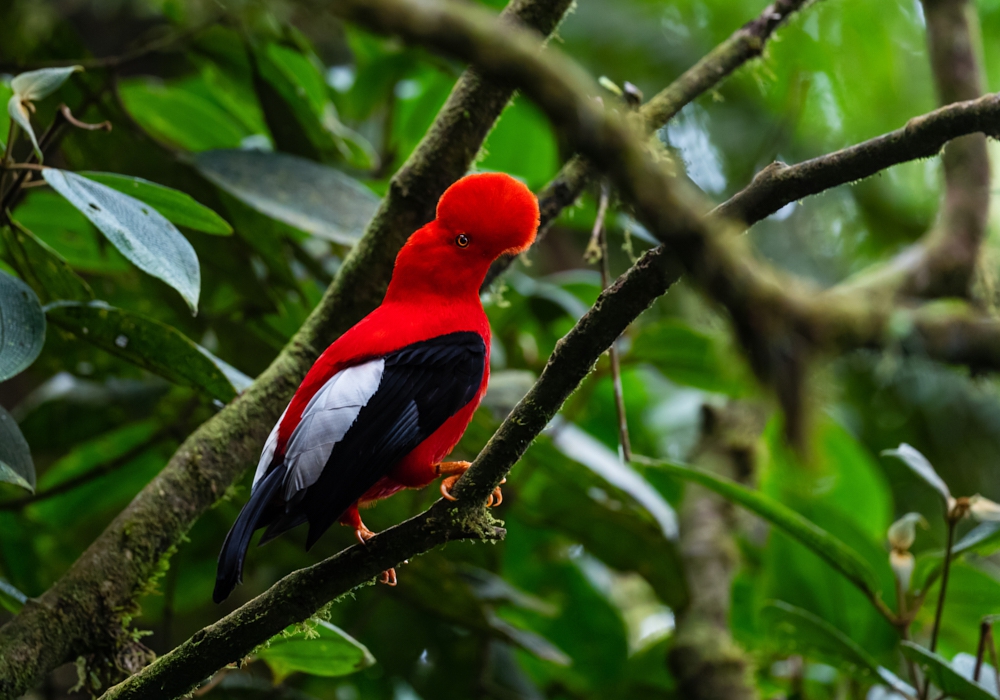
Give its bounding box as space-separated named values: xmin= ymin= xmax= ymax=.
xmin=91 ymin=1 xmax=1000 ymax=695
xmin=485 ymin=0 xmax=817 ymax=287
xmin=713 ymin=91 xmax=1000 ymax=228
xmin=0 ymin=1 xmax=573 ymax=696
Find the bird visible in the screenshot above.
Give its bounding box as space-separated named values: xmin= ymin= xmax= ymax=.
xmin=213 ymin=172 xmax=539 ymax=603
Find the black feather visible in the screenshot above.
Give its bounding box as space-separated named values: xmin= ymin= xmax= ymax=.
xmin=213 ymin=465 xmax=285 ymax=603
xmin=213 ymin=331 xmax=486 ymax=600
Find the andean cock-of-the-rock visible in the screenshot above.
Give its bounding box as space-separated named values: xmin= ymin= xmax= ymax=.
xmin=213 ymin=172 xmax=540 ymax=603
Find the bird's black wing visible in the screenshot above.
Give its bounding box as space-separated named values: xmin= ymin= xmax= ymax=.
xmin=271 ymin=330 xmax=486 ymax=549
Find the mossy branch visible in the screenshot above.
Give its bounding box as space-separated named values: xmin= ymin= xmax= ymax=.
xmin=89 ymin=1 xmax=1000 ymax=696
xmin=0 ymin=1 xmax=572 ymax=697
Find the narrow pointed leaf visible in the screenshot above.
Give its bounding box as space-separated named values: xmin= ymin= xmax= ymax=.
xmin=42 ymin=169 xmax=201 ymax=312
xmin=901 ymin=642 xmax=997 ymax=700
xmin=882 ymin=444 xmax=952 ymax=504
xmin=45 ymin=301 xmax=240 ymax=402
xmin=6 ymin=94 xmax=40 ymax=160
xmin=194 ymin=149 xmax=379 ymax=245
xmin=0 ymin=403 xmax=34 ymax=493
xmin=79 ymin=173 xmax=233 ymax=235
xmin=256 ymin=620 xmax=375 ymax=683
xmin=2 ymin=223 xmax=94 ymax=302
xmin=0 ymin=269 xmax=46 ymax=381
xmin=11 ymin=66 xmax=82 ymax=101
xmin=641 ymin=458 xmax=887 ymax=611
xmin=762 ymin=602 xmax=915 ymax=696
xmin=0 ymin=578 xmax=27 ymax=613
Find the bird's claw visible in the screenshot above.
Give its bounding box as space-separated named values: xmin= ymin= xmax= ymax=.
xmin=354 ymin=523 xmax=397 ymax=586
xmin=441 ymin=474 xmax=505 ymax=507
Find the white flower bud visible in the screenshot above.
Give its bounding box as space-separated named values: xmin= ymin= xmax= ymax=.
xmin=969 ymin=495 xmax=1000 ymax=522
xmin=888 ymin=513 xmax=926 ymax=552
xmin=890 ymin=550 xmax=915 ymax=592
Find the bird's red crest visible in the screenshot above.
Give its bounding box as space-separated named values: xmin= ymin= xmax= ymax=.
xmin=436 ymin=172 xmax=539 ymax=255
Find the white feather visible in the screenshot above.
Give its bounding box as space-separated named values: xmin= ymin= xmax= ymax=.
xmin=264 ymin=359 xmax=385 ymax=500
xmin=253 ymin=406 xmax=287 ymax=488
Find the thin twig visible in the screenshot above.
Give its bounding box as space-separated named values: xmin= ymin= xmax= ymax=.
xmin=975 ymin=619 xmax=991 ymax=681
xmin=0 ymin=429 xmax=170 ymax=512
xmin=929 ymin=518 xmax=957 ymax=653
xmin=59 ymin=105 xmax=112 ymax=132
xmin=585 ymin=183 xmax=632 ymax=461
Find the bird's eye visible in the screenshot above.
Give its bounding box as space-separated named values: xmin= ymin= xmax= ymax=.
xmin=455 ymin=233 xmax=470 ymax=248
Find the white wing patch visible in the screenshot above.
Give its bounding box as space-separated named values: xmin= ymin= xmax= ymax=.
xmin=252 ymin=359 xmax=385 ymax=500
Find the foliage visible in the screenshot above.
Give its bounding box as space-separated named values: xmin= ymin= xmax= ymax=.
xmin=0 ymin=0 xmax=999 ymax=699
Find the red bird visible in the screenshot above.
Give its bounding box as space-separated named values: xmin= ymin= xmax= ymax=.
xmin=214 ymin=173 xmax=539 ymax=602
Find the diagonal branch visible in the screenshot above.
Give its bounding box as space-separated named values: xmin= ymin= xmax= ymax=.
xmin=0 ymin=1 xmax=573 ymax=696
xmin=714 ymin=91 xmax=1000 ymax=228
xmin=97 ymin=3 xmax=1000 ymax=698
xmin=486 ymin=0 xmax=817 ymax=286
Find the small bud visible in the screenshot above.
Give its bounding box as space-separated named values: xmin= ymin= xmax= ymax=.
xmin=890 ymin=550 xmax=915 ymax=592
xmin=622 ymin=81 xmax=643 ymax=108
xmin=888 ymin=513 xmax=927 ymax=551
xmin=597 ymin=76 xmax=623 ymax=97
xmin=969 ymin=495 xmax=1000 ymax=522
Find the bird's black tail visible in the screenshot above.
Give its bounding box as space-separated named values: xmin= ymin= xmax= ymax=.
xmin=213 ymin=466 xmax=285 ymax=603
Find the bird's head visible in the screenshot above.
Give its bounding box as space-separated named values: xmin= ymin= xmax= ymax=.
xmin=385 ymin=173 xmax=539 ymax=302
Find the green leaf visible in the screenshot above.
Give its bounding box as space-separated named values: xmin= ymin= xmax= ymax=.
xmin=11 ymin=66 xmax=82 ymax=101
xmin=629 ymin=318 xmax=751 ymax=394
xmin=1 ymin=223 xmax=94 ymax=302
xmin=0 ymin=577 xmax=27 ymax=614
xmin=762 ymin=601 xmax=914 ymax=695
xmin=45 ymin=301 xmax=242 ymax=402
xmin=549 ymin=421 xmax=677 ymax=539
xmin=7 ymin=66 xmax=82 ymax=160
xmin=640 ymin=457 xmax=890 ymax=617
xmin=0 ymin=269 xmax=46 ymax=382
xmin=901 ymin=641 xmax=997 ymax=700
xmin=43 ymin=169 xmax=201 ymax=312
xmin=520 ymin=441 xmax=688 ymax=609
xmin=882 ymin=443 xmax=952 ymax=506
xmin=0 ymin=403 xmax=34 ymax=493
xmin=256 ymin=620 xmax=375 ymax=683
xmin=117 ymin=78 xmax=249 ymax=152
xmin=79 ymin=173 xmax=233 ymax=235
xmin=195 ymin=149 xmax=379 ymax=245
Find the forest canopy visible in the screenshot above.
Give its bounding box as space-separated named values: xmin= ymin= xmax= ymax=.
xmin=2 ymin=0 xmax=1000 ymax=699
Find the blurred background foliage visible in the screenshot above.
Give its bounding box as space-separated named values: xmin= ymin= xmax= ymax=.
xmin=1 ymin=0 xmax=1000 ymax=698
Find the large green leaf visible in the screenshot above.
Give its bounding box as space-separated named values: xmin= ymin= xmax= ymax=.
xmin=79 ymin=173 xmax=233 ymax=235
xmin=762 ymin=601 xmax=913 ymax=694
xmin=255 ymin=620 xmax=375 ymax=683
xmin=901 ymin=642 xmax=997 ymax=700
xmin=43 ymin=169 xmax=201 ymax=312
xmin=520 ymin=440 xmax=687 ymax=609
xmin=1 ymin=223 xmax=94 ymax=303
xmin=116 ymin=78 xmax=249 ymax=152
xmin=194 ymin=149 xmax=379 ymax=245
xmin=45 ymin=301 xmax=247 ymax=402
xmin=629 ymin=318 xmax=751 ymax=395
xmin=0 ymin=403 xmax=34 ymax=493
xmin=640 ymin=457 xmax=890 ymax=618
xmin=0 ymin=269 xmax=45 ymax=382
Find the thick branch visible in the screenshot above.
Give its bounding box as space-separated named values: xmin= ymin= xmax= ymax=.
xmin=486 ymin=0 xmax=815 ymax=286
xmin=96 ymin=3 xmax=1000 ymax=695
xmin=714 ymin=91 xmax=1000 ymax=228
xmin=99 ymin=503 xmax=503 ymax=700
xmin=0 ymin=1 xmax=572 ymax=696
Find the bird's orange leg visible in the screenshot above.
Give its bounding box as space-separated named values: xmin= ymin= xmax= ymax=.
xmin=435 ymin=461 xmax=505 ymax=507
xmin=341 ymin=505 xmax=396 ymax=586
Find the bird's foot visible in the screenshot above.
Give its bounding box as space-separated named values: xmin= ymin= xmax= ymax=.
xmin=436 ymin=461 xmax=505 ymax=507
xmin=353 ymin=522 xmax=397 ymax=587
